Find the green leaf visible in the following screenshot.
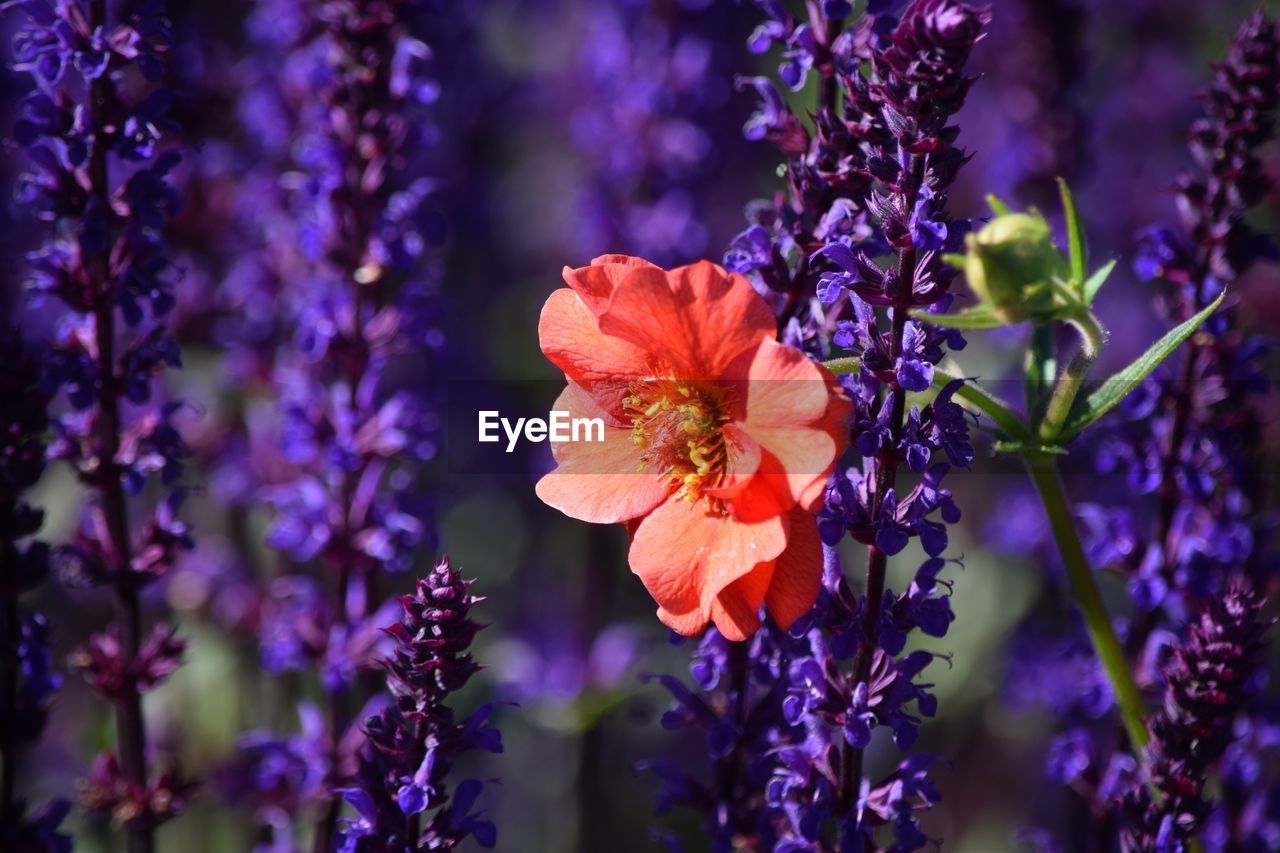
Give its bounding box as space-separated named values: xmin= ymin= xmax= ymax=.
xmin=912 ymin=308 xmax=1007 ymax=329
xmin=985 ymin=194 xmax=1012 ymax=216
xmin=570 ymin=686 xmax=643 ymax=732
xmin=1057 ymin=178 xmax=1086 ymax=289
xmin=933 ymin=367 xmax=1033 ymax=442
xmin=1082 ymin=259 xmax=1117 ymax=306
xmin=994 ymin=440 xmax=1068 ymax=456
xmin=942 ymin=252 xmax=967 ymax=269
xmin=1025 ymin=322 xmax=1057 ymax=424
xmin=1058 ymin=290 xmax=1226 ymax=442
xmin=1049 ymin=276 xmax=1080 ymax=306
xmin=823 ymin=356 xmax=861 ymax=376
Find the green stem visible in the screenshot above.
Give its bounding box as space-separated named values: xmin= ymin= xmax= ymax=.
xmin=1025 ymin=322 xmax=1056 ymax=424
xmin=1037 ymin=310 xmax=1105 ymax=442
xmin=1022 ymin=451 xmax=1149 ymax=757
xmin=823 ymin=356 xmax=860 ymax=377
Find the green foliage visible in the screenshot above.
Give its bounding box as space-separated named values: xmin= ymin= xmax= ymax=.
xmin=1056 ymin=291 xmax=1226 ymax=442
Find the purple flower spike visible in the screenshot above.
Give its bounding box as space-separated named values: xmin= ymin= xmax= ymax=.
xmin=5 ymin=0 xmax=193 ymax=846
xmin=223 ymin=1 xmax=449 ymax=843
xmin=336 ymin=558 xmax=501 ymax=852
xmin=1122 ymin=588 xmax=1267 ymax=848
xmin=685 ymin=0 xmax=986 ymax=847
xmin=1009 ymin=12 xmax=1280 ymax=848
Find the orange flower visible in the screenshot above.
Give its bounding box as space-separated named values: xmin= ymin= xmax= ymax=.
xmin=536 ymin=255 xmax=851 ymax=640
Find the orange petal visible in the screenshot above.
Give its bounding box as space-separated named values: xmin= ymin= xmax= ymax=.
xmin=800 ymin=388 xmax=852 ymax=510
xmin=726 ymin=473 xmax=789 ymax=524
xmin=748 ymin=427 xmax=838 ymax=512
xmin=765 ymin=508 xmax=823 ymax=630
xmin=710 ymin=560 xmax=776 ymax=640
xmin=725 ymin=337 xmax=831 ymax=426
xmin=561 ymin=255 xmax=658 ymax=316
xmin=798 ymin=469 xmax=833 ymax=514
xmin=817 ymin=367 xmax=854 ymax=449
xmin=742 ymin=364 xmax=850 ymax=512
xmin=656 ymin=604 xmax=709 ymax=637
xmin=598 ymin=261 xmax=775 ymax=378
xmin=543 ymin=383 xmax=614 ymax=459
xmin=704 ymin=422 xmax=762 ymax=501
xmin=628 ymin=496 xmax=788 ymax=618
xmin=539 ymin=288 xmax=646 ymax=418
xmin=535 ymin=384 xmax=670 ymax=524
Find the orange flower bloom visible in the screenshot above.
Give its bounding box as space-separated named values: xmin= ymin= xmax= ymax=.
xmin=536 ymin=255 xmax=851 ymax=640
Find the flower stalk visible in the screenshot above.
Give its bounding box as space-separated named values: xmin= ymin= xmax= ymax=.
xmin=843 ymin=226 xmax=919 ymax=810
xmin=1111 ymin=13 xmax=1280 ymax=844
xmin=1022 ymin=450 xmax=1150 ymax=756
xmin=85 ymin=4 xmax=151 ymax=843
xmin=896 ymin=179 xmax=1230 ymax=797
xmin=6 ymin=0 xmax=195 ymax=843
xmin=1037 ymin=311 xmax=1105 ymax=443
xmin=229 ymin=2 xmax=449 ymax=843
xmin=333 ymin=558 xmax=501 ymax=850
xmin=738 ymin=1 xmax=990 ymax=844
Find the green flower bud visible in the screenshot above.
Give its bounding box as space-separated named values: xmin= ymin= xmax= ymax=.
xmin=964 ymin=212 xmax=1066 ymax=323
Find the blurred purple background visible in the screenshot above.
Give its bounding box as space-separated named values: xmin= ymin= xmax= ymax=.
xmin=4 ymin=0 xmax=1279 ymax=850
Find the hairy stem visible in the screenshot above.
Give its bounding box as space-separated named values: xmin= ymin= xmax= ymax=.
xmin=839 ymin=138 xmax=923 ymax=823
xmin=823 ymin=356 xmax=861 ymax=376
xmin=1022 ymin=451 xmax=1150 ymax=759
xmin=1038 ymin=311 xmax=1105 ymax=442
xmin=89 ymin=1 xmax=151 ymax=849
xmin=1025 ymin=322 xmax=1057 ymax=424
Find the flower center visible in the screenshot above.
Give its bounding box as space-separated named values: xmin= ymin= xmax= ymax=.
xmin=624 ymin=378 xmax=732 ymax=502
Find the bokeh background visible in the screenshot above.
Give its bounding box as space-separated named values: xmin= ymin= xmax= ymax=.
xmin=5 ymin=0 xmax=1280 ymax=850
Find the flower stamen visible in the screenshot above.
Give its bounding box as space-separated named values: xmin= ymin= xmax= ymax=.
xmin=624 ymin=377 xmax=732 ymax=502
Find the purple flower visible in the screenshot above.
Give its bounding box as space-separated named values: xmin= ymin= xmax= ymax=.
xmin=5 ymin=0 xmax=193 ymax=843
xmin=336 ymin=558 xmax=501 ymax=852
xmin=737 ymin=75 xmax=803 ymax=149
xmin=725 ymin=223 xmax=783 ymax=283
xmin=1122 ymin=587 xmax=1267 ymax=847
xmin=1045 ymin=730 xmax=1093 ymax=784
xmin=646 ymin=624 xmax=813 ymax=848
xmin=227 ymin=703 xmax=329 ymax=821
xmin=1005 ymin=623 xmax=1114 ymax=721
xmin=555 ymin=1 xmax=752 ymax=265
xmin=1013 ymin=17 xmax=1280 ymax=845
xmin=227 ymin=2 xmax=448 ymax=840
xmin=895 ymin=323 xmax=936 ymax=391
xmin=779 ymin=24 xmax=816 ymax=90
xmin=1132 ymin=226 xmax=1186 ymax=283
xmin=908 ymin=185 xmax=949 ymax=250
xmin=737 ymin=2 xmax=987 ymax=846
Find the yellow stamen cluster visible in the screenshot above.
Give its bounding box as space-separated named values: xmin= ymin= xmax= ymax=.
xmin=624 ymin=378 xmax=731 ymax=503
